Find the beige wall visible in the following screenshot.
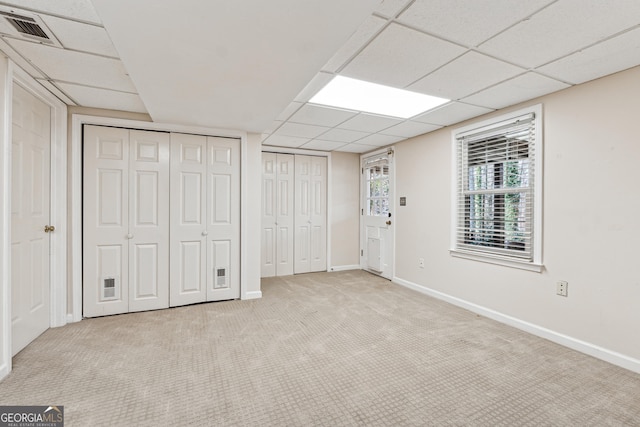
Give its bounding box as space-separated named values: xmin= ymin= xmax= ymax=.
xmin=394 ymin=66 xmax=640 ymax=362
xmin=330 ymin=151 xmax=360 ymax=269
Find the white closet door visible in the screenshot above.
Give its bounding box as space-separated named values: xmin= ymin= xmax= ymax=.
xmin=170 ymin=133 xmax=207 ymax=307
xmin=294 ymin=155 xmax=327 ymax=274
xmin=276 ymin=154 xmax=294 ymax=276
xmin=128 ymin=130 xmax=170 ymax=312
xmin=261 ymin=153 xmax=295 ymax=278
xmin=206 ymin=137 xmax=240 ymax=301
xmin=11 ymin=82 xmax=51 ymax=355
xmin=309 ymin=156 xmax=327 ymax=272
xmin=261 ymin=152 xmax=277 ymax=277
xmin=83 ymin=125 xmax=130 ymax=317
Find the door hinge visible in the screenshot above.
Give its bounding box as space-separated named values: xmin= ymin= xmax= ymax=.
xmin=361 ymin=249 xmax=363 ymax=256
xmin=361 ymin=208 xmax=364 ymax=215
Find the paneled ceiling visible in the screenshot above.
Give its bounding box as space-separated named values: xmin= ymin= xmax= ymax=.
xmin=1 ymin=0 xmax=639 ymax=153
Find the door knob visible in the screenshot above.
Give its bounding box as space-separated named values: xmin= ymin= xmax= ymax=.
xmin=44 ymin=225 xmax=55 ymax=233
xmin=386 ymin=220 xmax=391 ymax=226
xmin=202 ymin=231 xmax=208 ymax=236
xmin=126 ymin=233 xmax=134 ymax=239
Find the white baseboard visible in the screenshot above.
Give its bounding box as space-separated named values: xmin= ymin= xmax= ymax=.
xmin=243 ymin=291 xmax=262 ymax=300
xmin=329 ymin=265 xmax=361 ymax=272
xmin=0 ymin=364 xmax=9 ymax=382
xmin=393 ymin=276 xmax=640 ymax=375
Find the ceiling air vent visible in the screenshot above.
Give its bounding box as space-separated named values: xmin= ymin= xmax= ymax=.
xmin=5 ymin=13 xmax=49 ymax=40
xmin=0 ymin=8 xmax=62 ymax=47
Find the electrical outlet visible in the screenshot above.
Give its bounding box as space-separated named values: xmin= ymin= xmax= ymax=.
xmin=418 ymin=258 xmax=425 ymax=268
xmin=556 ymin=281 xmax=568 ymax=297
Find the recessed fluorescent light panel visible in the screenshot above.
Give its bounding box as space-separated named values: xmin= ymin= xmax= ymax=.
xmin=309 ymin=76 xmax=449 ymax=119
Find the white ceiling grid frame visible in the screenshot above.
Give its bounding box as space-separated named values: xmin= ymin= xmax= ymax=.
xmin=275 ymin=122 xmax=330 ymax=139
xmin=374 ymin=0 xmax=415 ymax=19
xmin=321 ymin=15 xmax=388 ymax=73
xmin=412 ymin=102 xmax=494 ymax=127
xmin=5 ymin=38 xmax=136 ymax=92
xmin=4 ymin=0 xmax=102 ymax=24
xmin=36 ymin=79 xmax=77 ymax=105
xmin=293 ymin=72 xmax=334 ymax=103
xmin=341 ymin=23 xmax=467 ymax=88
xmin=537 ymin=26 xmax=640 ymax=85
xmin=337 ymin=143 xmax=379 ymax=153
xmin=56 ymin=82 xmax=146 ymax=113
xmin=408 ymin=51 xmax=525 ymax=100
xmin=355 ymin=133 xmax=404 ymax=147
xmin=300 ymin=139 xmax=347 ymax=151
xmin=478 ymin=0 xmax=640 ymax=68
xmin=462 ymin=72 xmax=570 ymax=110
xmin=288 ymin=104 xmax=358 ymax=128
xmin=263 ymin=134 xmax=311 ymax=148
xmin=379 ymin=120 xmax=442 ymax=138
xmin=40 ymin=14 xmax=119 ymax=58
xmin=337 ymin=113 xmax=403 ymax=133
xmin=317 ymin=128 xmax=370 ymax=143
xmin=397 ymin=0 xmax=557 ymax=47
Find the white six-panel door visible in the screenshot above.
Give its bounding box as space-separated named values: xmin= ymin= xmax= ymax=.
xmin=83 ymin=125 xmax=170 ymax=317
xmin=294 ymin=155 xmax=327 ymax=274
xmin=205 ymin=136 xmax=240 ymax=301
xmin=11 ymin=82 xmax=51 ymax=355
xmin=170 ymin=133 xmax=240 ymax=306
xmin=169 ymin=133 xmax=207 ymax=306
xmin=261 ymin=153 xmax=294 ymax=277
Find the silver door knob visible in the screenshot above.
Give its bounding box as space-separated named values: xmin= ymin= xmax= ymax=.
xmin=202 ymin=231 xmax=208 ymax=236
xmin=126 ymin=233 xmax=133 ymax=239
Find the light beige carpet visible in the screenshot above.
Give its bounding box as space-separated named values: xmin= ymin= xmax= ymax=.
xmin=1 ymin=270 xmax=639 ymax=426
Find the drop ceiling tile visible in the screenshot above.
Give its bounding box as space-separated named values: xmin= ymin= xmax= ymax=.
xmin=341 ymin=23 xmax=466 ymax=88
xmin=318 ymin=128 xmax=370 ymax=143
xmin=337 ymin=143 xmax=378 ymax=153
xmin=537 ymin=27 xmax=640 ymax=85
xmin=461 ymin=73 xmax=570 ymax=110
xmin=56 ymin=82 xmax=146 ymax=113
xmin=355 ymin=133 xmax=404 ymax=147
xmin=274 ymin=122 xmax=330 ymax=139
xmin=276 ymin=101 xmax=303 ymax=121
xmin=262 ymin=134 xmax=310 ymax=148
xmin=408 ymin=51 xmax=525 ymax=100
xmin=289 ymin=104 xmax=357 ymax=127
xmin=41 ymin=15 xmax=118 ymax=57
xmin=398 ymin=0 xmax=554 ymax=47
xmin=375 ymin=0 xmax=413 ymax=18
xmin=412 ymin=102 xmax=494 ymax=126
xmin=263 ymin=120 xmax=283 ymax=135
xmin=294 ymin=72 xmax=334 ymax=102
xmin=3 ymin=0 xmax=102 ymax=24
xmin=479 ymin=0 xmax=640 ymax=68
xmin=36 ymin=79 xmax=76 ymax=105
xmin=300 ymin=140 xmax=347 ymax=151
xmin=380 ymin=121 xmax=441 ymax=138
xmin=338 ymin=113 xmax=402 ymax=133
xmin=5 ymin=38 xmax=135 ymax=92
xmin=0 ymin=37 xmax=46 ymax=78
xmin=322 ymin=16 xmax=387 ymax=72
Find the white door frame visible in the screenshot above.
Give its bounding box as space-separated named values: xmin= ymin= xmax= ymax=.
xmin=261 ymin=147 xmax=333 ymax=273
xmin=360 ymin=147 xmax=395 ymax=279
xmin=70 ymin=115 xmax=249 ymax=321
xmin=0 ymin=60 xmax=67 ymax=380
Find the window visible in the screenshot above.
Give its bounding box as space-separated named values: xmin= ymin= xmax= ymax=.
xmin=364 ymin=156 xmax=390 ymax=217
xmin=451 ymin=106 xmax=542 ymax=271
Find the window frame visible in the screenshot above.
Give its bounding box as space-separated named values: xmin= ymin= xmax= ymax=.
xmin=450 ymin=104 xmax=543 ymax=272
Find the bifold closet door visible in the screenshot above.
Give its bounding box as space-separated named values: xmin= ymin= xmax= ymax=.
xmin=294 ymin=155 xmax=327 ymax=274
xmin=83 ymin=125 xmax=170 ymax=317
xmin=261 ymin=153 xmax=294 ymax=277
xmin=170 ymin=133 xmax=240 ymax=306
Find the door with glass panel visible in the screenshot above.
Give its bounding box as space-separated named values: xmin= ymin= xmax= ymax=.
xmin=361 ymin=151 xmax=394 ymax=279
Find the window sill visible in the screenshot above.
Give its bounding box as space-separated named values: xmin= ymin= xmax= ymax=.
xmin=449 ymin=249 xmax=543 ymax=273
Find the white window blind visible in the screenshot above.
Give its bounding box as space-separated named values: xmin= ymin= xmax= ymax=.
xmin=455 ymin=112 xmax=537 ymax=261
